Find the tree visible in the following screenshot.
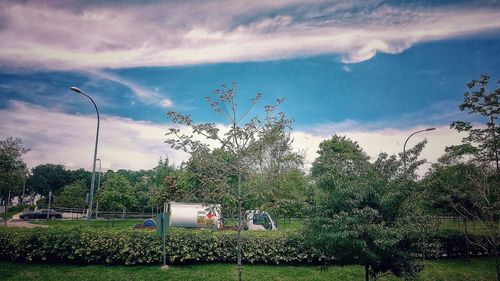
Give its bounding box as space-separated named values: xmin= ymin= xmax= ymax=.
xmin=437 ymin=74 xmax=500 ymax=280
xmin=181 ymin=147 xmax=239 ymax=213
xmin=254 ymin=169 xmax=309 ymax=220
xmin=1 ymin=137 xmax=29 ymax=226
xmin=166 ymin=83 xmax=289 ymax=280
xmin=96 ymin=173 xmax=136 ymax=214
xmin=67 ymin=168 xmax=92 ymax=187
xmin=423 ymin=161 xmax=482 ymax=262
xmin=96 ymin=173 xmax=136 ymax=226
xmin=116 ymin=169 xmax=148 ymax=187
xmin=27 ymin=164 xmax=71 ymax=197
xmin=307 ymin=135 xmax=428 ymax=281
xmin=454 ymin=166 xmax=500 ymax=279
xmin=0 ymin=137 xmax=29 ymax=204
xmin=375 ymin=139 xmax=428 ymax=181
xmin=54 ymin=180 xmax=87 ymax=209
xmin=248 ymin=118 xmax=308 ymax=219
xmin=147 ymin=158 xmax=186 ymax=210
xmin=449 ymin=73 xmax=499 ymax=174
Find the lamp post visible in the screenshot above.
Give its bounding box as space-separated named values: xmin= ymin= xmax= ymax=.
xmin=95 ymin=158 xmax=102 ymax=219
xmin=96 ymin=158 xmax=102 ymax=191
xmin=70 ymin=87 xmax=100 ymax=222
xmin=403 ymin=127 xmax=436 ymax=173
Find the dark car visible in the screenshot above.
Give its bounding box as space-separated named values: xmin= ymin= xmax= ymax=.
xmin=20 ymin=209 xmax=62 ymax=220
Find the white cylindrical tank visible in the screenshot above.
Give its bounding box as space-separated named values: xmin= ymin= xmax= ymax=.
xmin=169 ymin=202 xmax=222 ymax=229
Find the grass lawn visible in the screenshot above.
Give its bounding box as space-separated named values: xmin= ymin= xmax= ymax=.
xmin=31 ymin=217 xmax=306 ymax=232
xmin=1 ymin=205 xmax=29 ymax=221
xmin=222 ymin=217 xmax=305 ymax=231
xmin=30 ymin=219 xmax=147 ymax=230
xmin=439 ymin=218 xmax=494 ymax=235
xmin=0 ymin=258 xmax=495 ymax=281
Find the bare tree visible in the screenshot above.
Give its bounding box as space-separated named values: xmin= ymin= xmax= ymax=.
xmin=166 ymin=83 xmax=289 ymax=280
xmin=450 ymin=166 xmax=500 ymax=280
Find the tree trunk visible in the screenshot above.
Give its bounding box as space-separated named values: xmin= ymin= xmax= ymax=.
xmin=237 ymin=171 xmax=243 ymax=281
xmin=237 ymin=224 xmax=242 ymax=281
xmin=3 ymin=199 xmax=7 ymax=227
xmin=464 ymin=217 xmax=470 ymax=262
xmin=365 ymin=264 xmax=370 ymax=281
xmin=495 ymin=249 xmax=500 ymax=281
xmin=489 ymin=115 xmax=499 ymax=177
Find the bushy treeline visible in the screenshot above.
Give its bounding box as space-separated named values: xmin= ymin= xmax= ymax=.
xmin=24 ymin=152 xmax=310 ymax=218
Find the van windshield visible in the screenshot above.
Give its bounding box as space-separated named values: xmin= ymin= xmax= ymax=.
xmin=253 ymin=213 xmax=272 ymax=230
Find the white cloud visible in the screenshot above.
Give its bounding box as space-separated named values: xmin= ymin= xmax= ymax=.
xmin=87 ymin=70 xmax=174 ymax=108
xmin=160 ymin=99 xmax=173 ymax=108
xmin=292 ymin=125 xmax=466 ymax=176
xmin=0 ymin=1 xmax=499 ymax=68
xmin=341 ymin=65 xmax=352 ymax=72
xmin=0 ymin=100 xmax=188 ymax=171
xmin=0 ymin=100 xmax=466 ymax=177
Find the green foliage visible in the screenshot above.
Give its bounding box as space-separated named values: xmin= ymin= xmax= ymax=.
xmin=0 ymin=137 xmax=29 ymax=200
xmin=97 ymin=174 xmax=135 ymax=211
xmin=27 ymin=164 xmax=71 ymax=198
xmin=0 ymin=227 xmax=314 ymax=265
xmin=114 ymin=169 xmax=148 ymax=184
xmin=0 ymin=227 xmax=492 ymax=266
xmin=147 ymin=158 xmax=199 ymax=208
xmin=255 ymin=169 xmax=310 ymax=219
xmin=311 ymin=135 xmax=370 ymax=183
xmin=249 ymin=120 xmax=308 ymax=218
xmin=423 ymin=163 xmax=480 ymax=216
xmin=53 ymin=180 xmax=87 ymax=209
xmin=449 ymin=73 xmax=499 ymax=170
xmin=308 ymin=135 xmax=430 ymax=280
xmin=67 ymin=168 xmax=92 ymax=188
xmin=436 ymin=230 xmax=492 ymax=258
xmin=2 ymin=205 xmax=29 ymax=220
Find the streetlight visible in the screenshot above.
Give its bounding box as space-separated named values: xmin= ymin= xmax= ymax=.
xmin=95 ymin=158 xmax=102 ymax=219
xmin=70 ymin=86 xmax=100 ymax=222
xmin=96 ymin=158 xmax=102 ymax=191
xmin=403 ymin=127 xmax=436 ymax=172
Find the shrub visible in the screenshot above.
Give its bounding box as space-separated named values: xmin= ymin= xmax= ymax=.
xmin=0 ymin=228 xmax=317 ymax=265
xmin=434 ymin=230 xmax=490 ymax=258
xmin=0 ymin=227 xmax=493 ymax=265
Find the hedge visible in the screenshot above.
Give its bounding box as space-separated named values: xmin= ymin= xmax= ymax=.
xmin=435 ymin=229 xmax=491 ymax=258
xmin=0 ymin=228 xmax=319 ymax=265
xmin=0 ymin=228 xmax=492 ymax=265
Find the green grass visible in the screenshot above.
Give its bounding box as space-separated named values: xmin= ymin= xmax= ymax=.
xmin=1 ymin=205 xmax=29 ymax=220
xmin=30 ymin=219 xmax=147 ymax=230
xmin=0 ymin=258 xmax=495 ymax=281
xmin=29 ymin=218 xmax=300 ymax=232
xmin=276 ymin=218 xmax=305 ymax=231
xmin=224 ymin=218 xmax=305 ymax=231
xmin=21 ymin=216 xmax=495 ymax=236
xmin=439 ymin=218 xmax=494 ymax=235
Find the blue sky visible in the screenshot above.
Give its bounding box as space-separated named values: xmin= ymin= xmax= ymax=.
xmin=0 ymin=0 xmax=499 ymax=171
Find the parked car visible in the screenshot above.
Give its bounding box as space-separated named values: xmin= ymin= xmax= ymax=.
xmin=20 ymin=209 xmax=62 ymax=220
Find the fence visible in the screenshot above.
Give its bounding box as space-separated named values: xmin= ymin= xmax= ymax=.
xmin=49 ymin=207 xmax=156 ymax=220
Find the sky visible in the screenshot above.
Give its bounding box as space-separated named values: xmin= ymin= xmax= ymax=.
xmin=1 ymin=0 xmax=499 ymax=174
